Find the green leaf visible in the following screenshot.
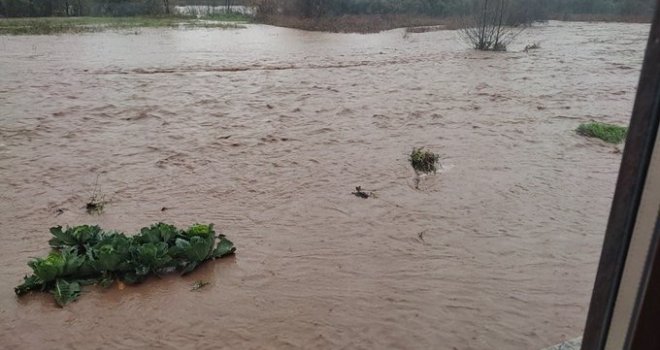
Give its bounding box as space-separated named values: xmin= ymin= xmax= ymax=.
xmin=187 ymin=236 xmax=214 ymax=262
xmin=48 ymin=225 xmax=102 ymax=251
xmin=60 ymin=247 xmax=87 ymax=276
xmin=52 ymin=279 xmax=81 ymax=307
xmin=71 ymin=225 xmax=102 ymax=245
xmin=95 ymin=244 xmax=123 ymax=272
xmin=184 ymin=224 xmax=215 ymax=239
xmin=28 ymin=252 xmax=66 ymax=282
xmin=92 ymin=233 xmax=132 ymax=272
xmin=134 ymin=242 xmax=172 ymax=271
xmin=14 ymin=274 xmax=45 ymax=296
xmin=212 ymin=236 xmax=236 ymax=258
xmin=137 ymin=223 xmax=179 ymax=245
xmin=48 ymin=226 xmax=76 ymax=249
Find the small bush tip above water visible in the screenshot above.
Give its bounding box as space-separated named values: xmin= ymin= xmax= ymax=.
xmin=576 ymin=121 xmax=628 ymax=144
xmin=86 ymin=178 xmax=106 ymax=215
xmin=409 ymin=147 xmax=440 ymax=174
xmin=524 ymin=42 xmax=540 ymax=52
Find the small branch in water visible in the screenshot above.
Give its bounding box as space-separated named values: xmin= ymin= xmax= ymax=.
xmin=352 ymin=186 xmax=374 ymax=199
xmin=86 ymin=175 xmax=107 ymax=215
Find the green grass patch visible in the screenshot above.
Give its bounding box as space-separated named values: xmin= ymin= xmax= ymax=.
xmin=0 ymin=16 xmax=246 ymax=35
xmin=15 ymin=223 xmax=236 ymax=307
xmin=576 ymin=121 xmax=628 ymax=144
xmin=409 ymin=147 xmax=440 ymax=174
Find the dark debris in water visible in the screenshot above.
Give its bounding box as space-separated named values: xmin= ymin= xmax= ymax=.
xmin=352 ymin=186 xmax=374 ymax=199
xmin=86 ymin=202 xmax=104 ymax=215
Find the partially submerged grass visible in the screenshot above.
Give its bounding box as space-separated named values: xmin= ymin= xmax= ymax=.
xmin=0 ymin=16 xmax=246 ymax=35
xmin=410 ymin=147 xmax=440 ymax=174
xmin=191 ymin=280 xmax=210 ymax=291
xmin=576 ymin=121 xmax=628 ymax=144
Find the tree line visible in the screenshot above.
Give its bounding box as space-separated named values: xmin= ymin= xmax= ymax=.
xmin=266 ymin=0 xmax=654 ymax=21
xmin=0 ymin=0 xmax=166 ymax=16
xmin=0 ymin=0 xmax=654 ymax=19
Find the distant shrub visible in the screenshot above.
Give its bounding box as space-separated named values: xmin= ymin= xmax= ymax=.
xmin=523 ymin=42 xmax=540 ymax=52
xmin=459 ymin=0 xmax=522 ymax=51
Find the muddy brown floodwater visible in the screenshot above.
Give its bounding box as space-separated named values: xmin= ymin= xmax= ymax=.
xmin=0 ymin=21 xmax=649 ymax=349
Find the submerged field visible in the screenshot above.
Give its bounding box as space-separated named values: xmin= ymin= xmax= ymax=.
xmin=0 ymin=15 xmax=247 ymax=35
xmin=0 ymin=21 xmax=648 ymax=349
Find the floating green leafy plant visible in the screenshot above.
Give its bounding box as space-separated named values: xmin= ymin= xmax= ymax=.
xmin=15 ymin=223 xmax=236 ymax=307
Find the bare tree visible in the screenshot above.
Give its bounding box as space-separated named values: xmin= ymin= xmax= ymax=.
xmin=225 ymin=0 xmax=235 ymax=13
xmin=460 ymin=0 xmax=522 ymax=51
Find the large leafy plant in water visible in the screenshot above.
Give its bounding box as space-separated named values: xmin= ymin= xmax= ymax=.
xmin=15 ymin=223 xmax=236 ymax=307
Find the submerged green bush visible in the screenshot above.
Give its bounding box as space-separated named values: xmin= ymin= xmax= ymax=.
xmin=576 ymin=122 xmax=628 ymax=144
xmin=409 ymin=147 xmax=440 ymax=173
xmin=15 ymin=223 xmax=235 ymax=307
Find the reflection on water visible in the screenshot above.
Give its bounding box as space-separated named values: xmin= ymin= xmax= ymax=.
xmin=0 ymin=21 xmax=649 ymax=349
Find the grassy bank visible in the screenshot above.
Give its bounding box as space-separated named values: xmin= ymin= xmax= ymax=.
xmin=260 ymin=14 xmax=458 ymax=33
xmin=0 ymin=15 xmax=249 ymax=35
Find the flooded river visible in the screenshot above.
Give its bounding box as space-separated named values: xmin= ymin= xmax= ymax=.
xmin=0 ymin=21 xmax=649 ymax=349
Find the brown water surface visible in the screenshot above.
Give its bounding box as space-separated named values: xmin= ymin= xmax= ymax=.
xmin=0 ymin=21 xmax=649 ymax=349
